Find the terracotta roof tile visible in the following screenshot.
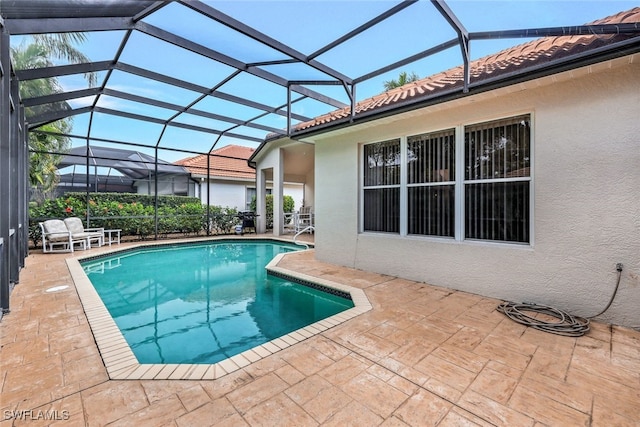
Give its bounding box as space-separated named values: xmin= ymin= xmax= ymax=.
xmin=293 ymin=7 xmax=640 ymax=132
xmin=175 ymin=145 xmax=255 ymax=179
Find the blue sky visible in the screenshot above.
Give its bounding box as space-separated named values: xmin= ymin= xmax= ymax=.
xmin=12 ymin=0 xmax=640 ymax=164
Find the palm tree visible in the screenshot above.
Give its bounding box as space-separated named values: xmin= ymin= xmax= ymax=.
xmin=11 ymin=33 xmax=96 ymax=197
xmin=12 ymin=33 xmax=97 ymax=112
xmin=383 ymin=71 xmax=420 ymax=90
xmin=28 ymin=121 xmax=72 ymax=203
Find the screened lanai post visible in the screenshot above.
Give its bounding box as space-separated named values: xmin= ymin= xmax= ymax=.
xmin=154 ymin=146 xmax=159 ymax=240
xmin=459 ymin=35 xmax=470 ymax=92
xmin=0 ymin=27 xmax=11 ymax=314
xmin=93 ymin=164 xmax=98 ymax=192
xmin=206 ymin=151 xmax=211 ymax=236
xmin=85 ymin=114 xmax=94 ymax=227
xmin=9 ymin=78 xmax=20 ymax=284
xmin=18 ymin=101 xmax=28 ymax=265
xmin=85 ymin=141 xmax=90 ymax=226
xmin=286 ymin=84 xmax=291 ymax=135
xmin=21 ymin=110 xmax=28 ymax=260
xmin=349 ymin=82 xmax=356 ymax=122
xmin=432 ymin=0 xmax=470 ymax=92
xmin=205 ymin=132 xmax=226 ymax=236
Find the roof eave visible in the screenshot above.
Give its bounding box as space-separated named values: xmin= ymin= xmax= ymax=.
xmin=252 ymin=37 xmax=640 ymax=155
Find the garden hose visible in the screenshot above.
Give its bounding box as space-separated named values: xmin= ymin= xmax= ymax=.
xmin=496 ymin=264 xmax=623 ymax=337
xmin=496 ymin=301 xmax=591 ymax=337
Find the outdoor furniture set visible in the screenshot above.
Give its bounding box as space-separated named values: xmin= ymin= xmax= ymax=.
xmin=39 ymin=217 xmax=120 ymax=253
xmin=284 ymin=206 xmax=314 ymax=234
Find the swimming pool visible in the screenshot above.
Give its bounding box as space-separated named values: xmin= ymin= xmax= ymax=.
xmin=81 ymin=240 xmax=354 ymax=364
xmin=67 ymin=237 xmax=372 ymax=380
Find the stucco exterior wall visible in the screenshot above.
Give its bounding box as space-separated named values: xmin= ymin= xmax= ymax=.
xmin=313 ymin=61 xmax=640 ymax=328
xmin=201 ymin=180 xmax=251 ymax=209
xmin=199 ymin=179 xmax=303 ymax=211
xmin=303 ymin=169 xmax=315 ymax=210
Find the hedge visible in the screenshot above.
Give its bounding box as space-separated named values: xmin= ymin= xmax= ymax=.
xmin=29 ymin=193 xmax=240 ymax=247
xmin=249 ymin=194 xmax=294 ymax=229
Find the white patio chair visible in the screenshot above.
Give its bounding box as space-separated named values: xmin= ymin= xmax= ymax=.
xmin=40 ymin=219 xmax=86 ymax=253
xmin=283 ymin=211 xmax=296 ymax=233
xmin=63 ymin=217 xmax=104 ymax=248
xmin=295 ymin=206 xmax=314 ymax=233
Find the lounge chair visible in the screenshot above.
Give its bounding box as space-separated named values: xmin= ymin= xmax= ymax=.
xmin=63 ymin=217 xmax=104 ymax=249
xmin=40 ymin=219 xmax=87 ymax=253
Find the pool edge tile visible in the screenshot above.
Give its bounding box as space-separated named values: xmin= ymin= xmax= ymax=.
xmin=218 ymin=358 xmax=240 ymax=374
xmin=110 ymin=364 xmax=140 ymax=380
xmin=168 ymin=364 xmax=193 ymax=380
xmin=240 ymin=349 xmax=263 ymax=363
xmin=261 ymin=342 xmax=280 ymax=354
xmin=270 ymin=338 xmax=291 ymax=350
xmin=154 ymin=364 xmax=180 ymax=380
xmin=229 ymin=354 xmax=251 ymax=368
xmin=186 ymin=364 xmax=210 ymax=381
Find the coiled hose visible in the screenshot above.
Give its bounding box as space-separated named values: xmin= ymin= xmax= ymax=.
xmin=496 ymin=265 xmax=623 ymax=337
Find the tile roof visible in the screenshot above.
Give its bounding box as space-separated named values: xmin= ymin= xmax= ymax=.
xmin=294 ymin=7 xmax=640 ymax=132
xmin=175 ymin=144 xmax=255 ymax=179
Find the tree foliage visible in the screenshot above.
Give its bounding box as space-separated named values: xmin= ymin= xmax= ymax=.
xmin=28 ymin=122 xmax=72 ymax=202
xmin=383 ymin=71 xmax=420 ymax=91
xmin=11 ymin=33 xmax=96 ymax=197
xmin=250 ymin=194 xmax=295 ymax=229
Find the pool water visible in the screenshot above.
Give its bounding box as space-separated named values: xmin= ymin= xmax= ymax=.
xmin=81 ymin=241 xmax=353 ymax=364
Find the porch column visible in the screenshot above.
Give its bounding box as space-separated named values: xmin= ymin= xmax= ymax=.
xmin=272 ymin=148 xmax=284 ymax=236
xmin=256 ymin=168 xmax=267 ymax=234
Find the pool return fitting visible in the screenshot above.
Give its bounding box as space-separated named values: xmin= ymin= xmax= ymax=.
xmin=496 ymin=263 xmax=624 ymax=337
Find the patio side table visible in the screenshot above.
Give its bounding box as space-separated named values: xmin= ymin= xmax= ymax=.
xmin=103 ymin=229 xmax=121 ymax=246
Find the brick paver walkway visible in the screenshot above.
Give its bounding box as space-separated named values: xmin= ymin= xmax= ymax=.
xmin=1 ymin=238 xmax=639 ymax=426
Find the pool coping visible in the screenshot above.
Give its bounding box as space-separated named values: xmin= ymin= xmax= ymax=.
xmin=66 ymin=236 xmax=372 ymax=380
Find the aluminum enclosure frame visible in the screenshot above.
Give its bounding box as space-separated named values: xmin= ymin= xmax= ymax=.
xmin=0 ymin=19 xmax=29 ymax=317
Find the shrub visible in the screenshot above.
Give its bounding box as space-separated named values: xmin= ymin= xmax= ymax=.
xmin=249 ymin=194 xmax=294 ymax=229
xmin=206 ymin=206 xmax=239 ymax=235
xmin=28 ymin=193 xmax=229 ymax=245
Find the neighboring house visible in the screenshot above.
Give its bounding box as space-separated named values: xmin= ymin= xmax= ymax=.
xmin=57 ymin=145 xmax=195 ymax=196
xmin=176 ymin=144 xmax=304 ymax=211
xmin=250 ymin=8 xmax=640 ymax=328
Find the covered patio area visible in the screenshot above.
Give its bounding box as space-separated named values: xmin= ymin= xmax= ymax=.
xmin=1 ymin=238 xmax=638 ymax=426
xmin=253 ymin=143 xmax=315 ymax=236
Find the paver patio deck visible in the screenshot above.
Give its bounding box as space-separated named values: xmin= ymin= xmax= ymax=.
xmin=1 ymin=236 xmax=639 ymax=426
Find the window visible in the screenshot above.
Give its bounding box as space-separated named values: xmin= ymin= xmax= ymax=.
xmin=464 ymin=115 xmax=530 ymax=243
xmin=246 ymin=187 xmax=256 ymax=210
xmin=361 ymin=114 xmax=531 ymax=244
xmin=363 ymin=139 xmax=401 ymax=233
xmin=246 ymin=187 xmax=272 ymax=210
xmin=407 ymin=129 xmax=455 ymax=237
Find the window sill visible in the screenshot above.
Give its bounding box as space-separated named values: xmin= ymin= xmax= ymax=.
xmin=358 ymin=231 xmax=533 ymax=250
